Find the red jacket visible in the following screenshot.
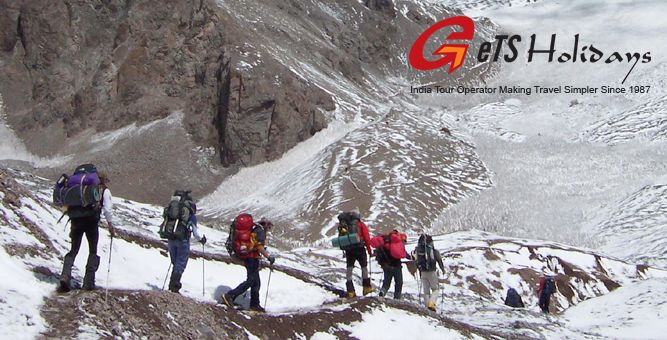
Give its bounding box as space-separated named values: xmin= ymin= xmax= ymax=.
xmin=537 ymin=277 xmax=546 ymax=295
xmin=357 ymin=220 xmax=372 ymax=254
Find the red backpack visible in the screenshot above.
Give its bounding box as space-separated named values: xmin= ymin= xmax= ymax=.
xmin=225 ymin=213 xmax=257 ymax=259
xmin=370 ymin=232 xmax=408 ymax=263
xmin=387 ymin=232 xmax=408 ymax=260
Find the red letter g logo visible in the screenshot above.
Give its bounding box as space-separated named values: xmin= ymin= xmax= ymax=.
xmin=409 ymin=16 xmax=475 ymax=74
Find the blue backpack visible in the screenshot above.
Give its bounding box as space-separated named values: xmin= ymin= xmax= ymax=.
xmin=543 ymin=277 xmax=555 ymax=295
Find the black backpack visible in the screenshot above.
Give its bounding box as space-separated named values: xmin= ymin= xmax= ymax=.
xmin=337 ymin=212 xmax=361 ymax=249
xmin=225 ymin=220 xmax=237 ymax=257
xmin=373 ymin=235 xmax=391 ymax=267
xmin=504 ymin=288 xmax=525 ymax=308
xmin=416 ymin=234 xmax=437 ymax=271
xmin=158 ymin=190 xmax=194 ymax=240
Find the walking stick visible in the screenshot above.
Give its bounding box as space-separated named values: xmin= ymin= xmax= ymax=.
xmin=417 ymin=270 xmax=422 ymax=303
xmin=162 ymin=262 xmax=172 ymax=290
xmin=264 ymin=266 xmax=273 ymax=308
xmin=202 ymin=242 xmax=205 ymax=297
xmin=369 ymin=255 xmax=373 ymax=292
xmin=440 ymin=271 xmax=445 ymax=310
xmin=105 ymin=236 xmax=113 ymax=303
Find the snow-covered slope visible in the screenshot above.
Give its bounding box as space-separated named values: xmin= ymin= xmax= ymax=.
xmin=593 ymin=184 xmax=667 ymax=269
xmin=0 ymin=167 xmax=338 ymax=337
xmin=2 ymin=167 xmax=666 ymax=338
xmin=583 ymin=96 xmax=667 ymax=145
xmin=286 ymin=229 xmax=667 ymax=338
xmin=414 ymin=0 xmax=667 ymax=261
xmin=563 ymin=278 xmax=667 ymax=339
xmin=202 ymin=105 xmax=491 ymax=246
xmin=0 ymin=167 xmax=502 ymax=338
xmin=194 ymin=0 xmax=502 ymax=242
xmin=2 ymin=0 xmax=666 ymax=336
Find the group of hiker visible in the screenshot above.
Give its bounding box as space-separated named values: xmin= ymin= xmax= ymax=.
xmin=53 ymin=163 xmax=556 ymax=314
xmin=332 ymin=211 xmax=447 ymax=311
xmin=52 ymin=164 xmax=276 ymax=310
xmin=332 ymin=210 xmax=557 ymax=313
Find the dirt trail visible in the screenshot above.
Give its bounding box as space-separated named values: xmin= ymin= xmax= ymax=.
xmin=41 ymin=288 xmax=511 ymax=339
xmin=41 ymin=289 xmax=247 ymax=339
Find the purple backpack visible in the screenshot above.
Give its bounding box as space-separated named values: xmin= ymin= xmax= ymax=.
xmin=53 ymin=164 xmax=102 ymax=209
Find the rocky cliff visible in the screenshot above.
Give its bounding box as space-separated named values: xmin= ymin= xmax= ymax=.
xmin=0 ymin=0 xmax=495 ymax=203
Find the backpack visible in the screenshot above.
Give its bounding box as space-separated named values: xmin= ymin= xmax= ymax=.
xmin=158 ymin=190 xmax=194 ymax=240
xmin=543 ymin=276 xmax=556 ymax=295
xmin=416 ymin=234 xmax=437 ymax=271
xmin=335 ymin=212 xmax=362 ymax=250
xmin=387 ymin=232 xmax=408 ymax=260
xmin=371 ymin=235 xmax=391 ymax=267
xmin=225 ymin=213 xmax=258 ymax=259
xmin=53 ymin=164 xmax=104 ymax=219
xmin=504 ymin=288 xmax=525 ymax=308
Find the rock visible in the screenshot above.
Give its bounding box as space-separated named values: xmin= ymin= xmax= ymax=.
xmin=364 ymin=0 xmax=397 ymax=17
xmin=0 ymin=0 xmax=497 ymax=203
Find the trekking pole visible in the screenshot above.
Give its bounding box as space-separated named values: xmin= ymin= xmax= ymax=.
xmin=105 ymin=236 xmax=114 ymax=303
xmin=369 ymin=256 xmax=373 ymax=291
xmin=417 ymin=270 xmax=422 ymax=303
xmin=264 ymin=265 xmax=273 ymax=308
xmin=440 ymin=271 xmax=445 ymax=310
xmin=162 ymin=263 xmax=172 ymax=290
xmin=202 ymin=242 xmax=205 ymax=297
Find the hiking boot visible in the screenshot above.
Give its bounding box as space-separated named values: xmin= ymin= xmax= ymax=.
xmin=57 ymin=280 xmax=71 ymax=293
xmin=222 ymin=293 xmax=235 ymax=308
xmin=362 ymin=278 xmax=374 ymax=296
xmin=427 ymin=301 xmax=436 ymax=312
xmin=168 ymin=272 xmax=182 ymax=293
xmin=82 ymin=255 xmax=100 ymax=290
xmin=249 ymin=305 xmax=266 ymax=313
xmin=345 ymin=280 xmax=356 ymax=298
xmin=378 ymin=289 xmax=385 ymax=297
xmin=58 ymin=254 xmax=75 ymax=292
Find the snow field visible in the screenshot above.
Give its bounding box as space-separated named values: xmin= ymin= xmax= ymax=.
xmin=341 ymin=306 xmax=468 ymax=340
xmin=0 ymin=247 xmax=51 ymax=338
xmin=413 ymin=0 xmax=667 ymax=265
xmin=563 ymin=278 xmax=667 ymax=339
xmin=0 ymin=170 xmax=338 ymax=340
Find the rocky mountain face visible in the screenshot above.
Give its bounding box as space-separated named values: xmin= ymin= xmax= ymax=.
xmin=0 ymin=0 xmax=495 ymax=203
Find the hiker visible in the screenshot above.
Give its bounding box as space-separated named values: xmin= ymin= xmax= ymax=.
xmin=57 ymin=166 xmax=115 ymax=292
xmin=372 ymin=230 xmax=409 ymax=299
xmin=412 ymin=234 xmax=445 ymax=311
xmin=334 ymin=211 xmax=373 ymax=297
xmin=223 ymin=214 xmax=275 ymax=312
xmin=158 ymin=190 xmax=206 ymax=293
xmin=537 ymin=275 xmax=556 ymax=313
xmin=504 ymin=288 xmax=525 ymax=308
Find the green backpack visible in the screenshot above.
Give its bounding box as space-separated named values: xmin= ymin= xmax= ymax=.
xmin=158 ymin=190 xmax=194 ymax=240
